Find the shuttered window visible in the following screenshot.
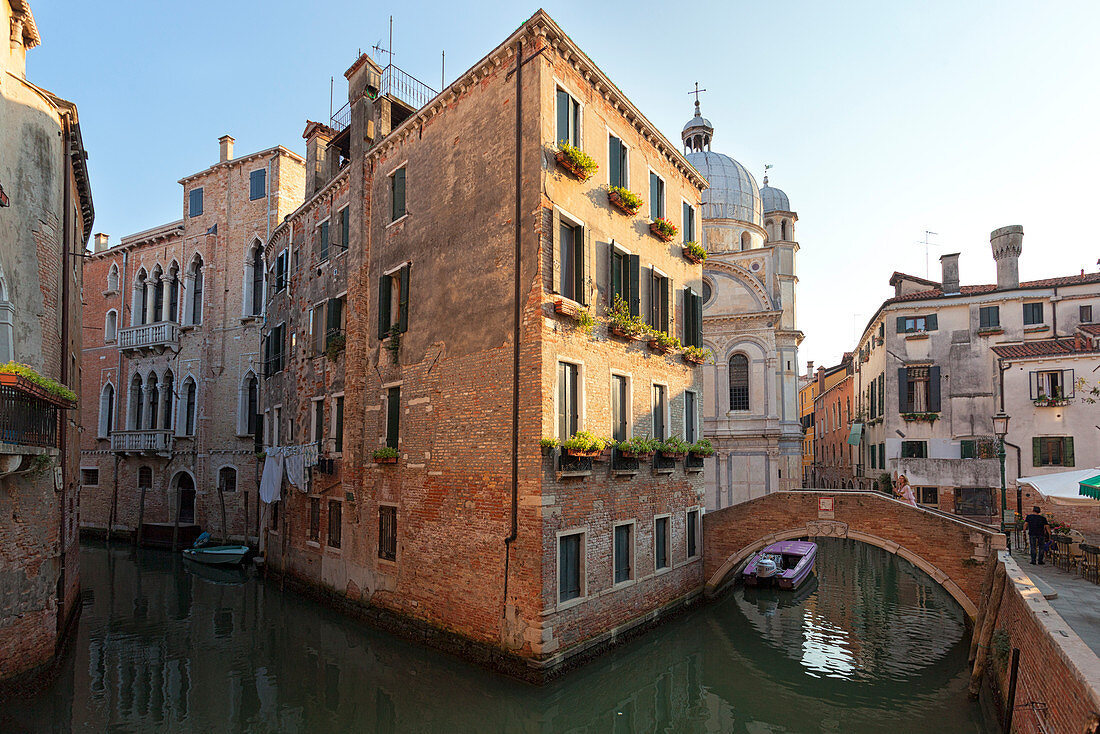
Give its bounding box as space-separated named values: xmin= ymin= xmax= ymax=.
xmin=391 ymin=167 xmax=406 ymax=222
xmin=339 ymin=207 xmax=350 ymax=252
xmin=557 ymin=362 xmax=579 ymax=442
xmin=312 ymin=399 xmax=324 ymax=445
xmin=555 ymin=89 xmax=581 ymax=147
xmin=652 ymin=384 xmax=667 ymax=440
xmin=610 ymin=248 xmax=640 ymax=317
xmin=682 ymin=202 xmax=696 ymax=243
xmin=649 ymin=172 xmax=665 ymax=220
xmin=1034 ymin=436 xmax=1074 ymax=467
xmin=649 ymin=268 xmax=669 ymax=332
xmin=901 ymin=440 xmax=927 ymax=458
xmin=1029 ymin=370 xmax=1074 ymax=400
xmin=611 ymin=374 xmax=628 ymax=443
xmin=559 ymin=533 xmax=582 ymax=602
xmin=979 ymin=306 xmax=999 ymax=329
xmin=379 ymin=506 xmax=397 ymax=561
xmin=188 ymin=188 xmax=203 ymax=217
xmin=386 ymin=387 xmax=400 ymax=450
xmin=896 ymin=314 xmax=937 ymax=333
xmin=319 ymin=220 xmax=330 ymax=262
xmin=685 ymin=391 xmax=697 ymax=444
xmin=683 ymin=287 xmax=703 ymax=347
xmin=558 ymin=220 xmax=585 ymax=302
xmin=608 ymin=135 xmax=628 ymax=188
xmin=378 ymin=264 xmax=411 ymax=338
xmin=687 ymin=510 xmax=699 ymax=558
xmin=1023 ymin=302 xmax=1044 ymax=326
xmin=654 ymin=517 xmax=669 ymax=571
xmin=614 ymin=524 xmax=633 ymax=584
xmin=309 ymin=498 xmax=320 ymax=541
xmin=334 ymin=395 xmax=344 ymax=453
xmin=327 ymin=501 xmax=341 ymax=548
xmin=898 ymin=366 xmax=941 ymax=412
xmin=249 ymin=169 xmax=266 ymax=200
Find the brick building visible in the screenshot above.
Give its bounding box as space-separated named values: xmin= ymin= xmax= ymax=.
xmin=811 ymin=355 xmax=856 ymax=489
xmin=78 ymin=139 xmax=303 ymax=545
xmin=798 ymin=362 xmax=816 ymax=486
xmin=0 ymin=0 xmax=93 ymax=684
xmin=259 ymin=10 xmax=707 ymax=678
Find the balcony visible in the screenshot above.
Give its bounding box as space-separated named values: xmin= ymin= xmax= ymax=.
xmin=118 ymin=322 xmax=180 ymax=355
xmin=110 ymin=430 xmax=174 ymax=455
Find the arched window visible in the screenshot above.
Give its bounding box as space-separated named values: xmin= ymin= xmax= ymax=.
xmin=238 ymin=371 xmax=260 ymax=437
xmin=152 ymin=266 xmax=164 ymax=322
xmin=251 ymin=244 xmax=264 ymax=316
xmin=132 ymin=269 xmax=148 ymax=326
xmin=128 ymin=374 xmax=143 ymax=429
xmin=168 ymin=262 xmax=180 ymax=322
xmin=105 ymin=310 xmax=117 ymax=342
xmin=765 ymin=220 xmax=774 ymax=242
xmin=781 ymin=220 xmax=790 ymax=240
xmin=185 ymin=255 xmax=204 ymax=325
xmin=98 ymin=383 xmax=115 ymax=437
xmin=729 ymin=354 xmax=750 ymax=411
xmin=161 ymin=370 xmax=174 ymax=430
xmin=107 ymin=263 xmax=119 ymax=291
xmin=146 ymin=371 xmax=159 ymax=430
xmin=0 ymin=263 xmax=11 ymax=363
xmin=138 ymin=466 xmax=153 ymax=491
xmin=740 ymin=232 xmax=751 ymax=251
xmin=183 ymin=377 xmax=197 ymax=436
xmin=219 ymin=466 xmax=237 ymax=494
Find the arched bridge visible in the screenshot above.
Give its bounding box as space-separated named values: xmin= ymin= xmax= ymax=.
xmin=703 ymin=490 xmax=1006 ymax=618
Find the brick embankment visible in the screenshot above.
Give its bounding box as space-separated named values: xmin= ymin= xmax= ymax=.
xmin=986 ymin=552 xmax=1100 ymax=733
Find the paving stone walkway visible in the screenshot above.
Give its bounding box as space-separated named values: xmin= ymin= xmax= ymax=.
xmin=1011 ymin=547 xmax=1100 ymax=658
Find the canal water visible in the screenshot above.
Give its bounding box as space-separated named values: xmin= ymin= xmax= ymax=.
xmin=0 ymin=539 xmax=992 ymax=733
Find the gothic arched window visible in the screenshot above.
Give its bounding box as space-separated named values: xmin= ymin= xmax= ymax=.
xmin=729 ymin=354 xmax=750 ymax=411
xmin=740 ymin=232 xmax=751 ymax=251
xmin=183 ymin=377 xmax=197 ymax=435
xmin=98 ymin=383 xmax=114 ymax=437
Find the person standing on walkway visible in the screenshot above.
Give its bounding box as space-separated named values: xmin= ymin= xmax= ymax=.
xmin=894 ymin=474 xmax=918 ymax=507
xmin=1025 ymin=505 xmax=1051 ymax=564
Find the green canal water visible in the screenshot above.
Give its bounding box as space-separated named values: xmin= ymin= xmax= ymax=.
xmin=0 ymin=539 xmax=993 ymax=733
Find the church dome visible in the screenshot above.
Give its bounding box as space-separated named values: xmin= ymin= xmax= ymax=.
xmin=686 ymin=150 xmax=763 ymax=226
xmin=760 ymin=176 xmax=791 ymax=213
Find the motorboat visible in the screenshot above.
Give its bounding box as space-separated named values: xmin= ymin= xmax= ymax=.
xmin=181 ymin=532 xmax=250 ymax=566
xmin=743 ymin=540 xmax=817 ymax=590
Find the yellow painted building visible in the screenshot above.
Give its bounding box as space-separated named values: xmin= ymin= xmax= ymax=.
xmin=798 ymin=375 xmax=817 ymax=486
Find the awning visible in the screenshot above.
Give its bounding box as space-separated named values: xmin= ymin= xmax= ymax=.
xmin=1080 ymin=475 xmax=1100 ymax=500
xmin=847 ymin=422 xmax=863 ymax=446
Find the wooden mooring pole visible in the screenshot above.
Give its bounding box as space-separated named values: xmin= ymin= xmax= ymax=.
xmin=969 ymin=561 xmax=1007 ymax=698
xmin=1002 ymin=647 xmax=1020 ymax=733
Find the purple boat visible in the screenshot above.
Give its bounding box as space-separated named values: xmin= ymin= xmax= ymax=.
xmin=742 ymin=540 xmax=817 ymax=590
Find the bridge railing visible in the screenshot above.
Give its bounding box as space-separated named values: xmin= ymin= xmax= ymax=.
xmin=785 ymin=488 xmax=1001 ymax=533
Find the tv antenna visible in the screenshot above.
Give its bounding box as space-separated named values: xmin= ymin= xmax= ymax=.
xmin=917 ymin=230 xmax=940 ymax=279
xmin=372 ymin=16 xmax=394 ymax=68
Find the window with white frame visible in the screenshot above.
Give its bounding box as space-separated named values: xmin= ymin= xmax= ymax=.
xmin=654 ymin=516 xmax=670 ymax=571
xmin=652 ymin=383 xmax=667 ymax=440
xmin=686 ymin=509 xmax=700 ymax=558
xmin=98 ymin=383 xmax=114 ymax=437
xmin=555 ymin=88 xmax=581 ymax=147
xmin=613 ymin=523 xmax=634 ymax=584
xmin=105 ymin=310 xmax=117 ymax=342
xmin=107 ymin=263 xmax=119 ymax=291
xmin=557 ymin=362 xmax=580 ymax=442
xmin=311 ymin=398 xmax=325 ymax=446
xmin=608 ymin=133 xmax=628 ymax=188
xmin=649 ymin=172 xmax=665 ymax=220
xmin=611 ymin=373 xmax=629 ymax=443
xmin=685 ymin=390 xmax=697 ymax=444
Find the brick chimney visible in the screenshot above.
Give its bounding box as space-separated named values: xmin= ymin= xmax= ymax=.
xmin=93 ymin=233 xmax=109 ymax=253
xmin=991 ymin=225 xmax=1023 ymax=290
xmin=219 ymin=135 xmax=235 ymax=163
xmin=805 ymin=360 xmax=815 ymax=379
xmin=939 ymin=252 xmax=960 ymax=295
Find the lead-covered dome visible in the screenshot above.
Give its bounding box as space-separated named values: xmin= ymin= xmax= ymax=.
xmin=760 ymin=175 xmax=790 ymax=213
xmin=686 ymin=150 xmax=763 ymax=226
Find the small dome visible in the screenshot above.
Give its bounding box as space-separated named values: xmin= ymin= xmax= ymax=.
xmin=760 ymin=176 xmax=791 ymax=213
xmin=682 ymin=114 xmax=712 ymax=134
xmin=685 ymin=150 xmax=762 ymax=226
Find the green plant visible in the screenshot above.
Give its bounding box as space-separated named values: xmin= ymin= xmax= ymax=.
xmin=574 ymin=308 xmax=596 ymax=336
xmin=650 ymin=331 xmax=681 ymax=350
xmin=606 ymin=295 xmax=647 ymax=337
xmin=689 ymin=439 xmax=714 ymax=456
xmin=373 ymin=447 xmax=400 ymax=460
xmin=616 ymin=436 xmax=655 ymax=455
xmin=683 ymin=241 xmax=707 ymax=263
xmin=385 ymin=326 xmax=401 ymax=362
xmin=878 ymin=473 xmax=892 ymax=493
xmin=682 ymin=345 xmax=714 ymax=364
xmin=325 ymin=332 xmax=346 ymax=359
xmin=30 ymin=453 xmax=54 ymax=475
xmin=562 ymin=430 xmax=609 ymax=454
xmin=557 ymin=142 xmax=598 ymax=179
xmin=651 ymin=217 xmax=677 ymax=239
xmin=901 ymin=412 xmax=939 ymax=424
xmin=540 ymin=437 xmax=559 ymax=449
xmin=255 ymin=449 xmax=267 ymax=460
xmin=608 ymin=186 xmax=644 ymax=212
xmin=659 ymin=436 xmax=691 ymax=455
xmin=0 ymin=362 xmax=77 ymax=403
xmin=991 ymin=628 xmax=1011 ymax=670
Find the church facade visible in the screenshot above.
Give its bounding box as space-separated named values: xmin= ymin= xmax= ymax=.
xmin=682 ymin=105 xmax=804 ymax=509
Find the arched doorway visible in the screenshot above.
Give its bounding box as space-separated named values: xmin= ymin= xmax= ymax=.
xmin=176 ymin=472 xmax=196 ymax=524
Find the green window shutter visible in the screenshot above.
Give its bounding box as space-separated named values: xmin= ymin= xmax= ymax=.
xmin=609 ymin=248 xmax=621 ymax=304
xmin=878 ymin=374 xmax=884 ymax=415
xmin=692 ymin=291 xmax=703 ymax=347
xmin=326 ymin=298 xmax=338 ymax=333
xmin=650 ymin=173 xmax=659 ymax=220
xmin=578 ymin=227 xmax=591 ymax=306
xmin=608 ymin=137 xmax=621 ymax=189
xmin=926 ymin=313 xmax=938 ymax=331
xmin=665 ymin=275 xmax=674 ymax=334
xmin=378 ymin=274 xmax=391 ymax=339
xmin=683 ymin=288 xmax=693 ymax=345
xmin=1064 ymin=437 xmax=1075 ymax=467
xmin=550 ymin=208 xmax=561 ymax=294
xmin=628 ymin=254 xmax=640 ymax=318
xmin=320 ymin=221 xmax=330 ymax=261
xmin=928 ymin=366 xmax=941 ymax=412
xmin=649 ymin=267 xmax=659 ymax=327
xmin=341 ymin=208 xmax=350 ymax=249
xmin=896 ymin=316 xmax=906 ymax=333
xmin=556 ymin=89 xmax=569 ymax=146
xmin=392 ymin=168 xmax=406 ymax=221
xmin=386 ymin=387 xmax=400 ymax=449
xmin=898 ymin=368 xmax=910 ymax=412
xmin=1032 ymin=437 xmax=1042 ymax=467
xmin=960 ymin=440 xmax=975 ymax=459
xmin=398 ymin=264 xmax=410 ymax=333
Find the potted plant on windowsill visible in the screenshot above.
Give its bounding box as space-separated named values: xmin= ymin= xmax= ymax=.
xmin=607 ymin=186 xmax=643 ymax=216
xmin=606 ymin=295 xmax=647 ymax=341
xmin=372 ymin=447 xmax=399 ymax=464
xmin=658 ymin=436 xmax=690 ymax=459
xmin=647 ymin=331 xmax=681 ymax=355
xmin=561 ymin=430 xmax=609 ymax=458
xmin=688 ymin=438 xmax=715 ymax=458
xmin=0 ymin=362 xmax=77 ymax=408
xmin=682 ymin=241 xmax=707 ymax=264
xmin=649 ymin=217 xmax=677 ymax=242
xmin=555 ymin=142 xmax=597 ymax=182
xmin=553 ymin=298 xmax=596 ymax=336
xmin=615 ymin=436 xmax=658 ymax=459
xmin=325 ymin=332 xmax=346 ymax=359
xmin=540 ymin=438 xmax=559 ymax=457
xmin=681 ymin=345 xmax=713 ymax=365
xmin=900 ymin=412 xmax=939 ymax=424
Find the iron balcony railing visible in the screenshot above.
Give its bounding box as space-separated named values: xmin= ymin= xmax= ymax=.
xmin=110 ymin=430 xmax=174 ymax=454
xmin=118 ymin=322 xmax=180 ymax=352
xmin=0 ymin=385 xmax=60 ymax=449
xmin=329 ymin=64 xmax=437 ymax=132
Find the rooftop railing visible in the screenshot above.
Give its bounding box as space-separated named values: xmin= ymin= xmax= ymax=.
xmin=329 ymin=64 xmax=437 ymax=132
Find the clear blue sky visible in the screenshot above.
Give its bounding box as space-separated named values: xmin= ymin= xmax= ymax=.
xmin=27 ymin=1 xmax=1100 ymax=366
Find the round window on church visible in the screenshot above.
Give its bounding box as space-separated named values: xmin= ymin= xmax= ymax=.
xmin=702 ymin=279 xmax=713 ymax=304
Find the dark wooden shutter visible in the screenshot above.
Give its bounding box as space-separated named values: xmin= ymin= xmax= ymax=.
xmin=896 ymin=316 xmax=906 ymax=333
xmin=556 ymin=89 xmax=569 ymax=146
xmin=550 ymin=208 xmax=561 ymax=294
xmin=1032 ymin=437 xmax=1042 ymax=467
xmin=898 ymin=368 xmax=910 ymax=412
xmin=960 ymin=439 xmax=975 ymax=459
xmin=1064 ymin=437 xmax=1075 ymax=467
xmin=556 ymin=363 xmax=567 ymax=441
xmin=628 ymin=254 xmax=640 ymax=318
xmin=683 ymin=288 xmax=692 ymax=345
xmin=693 ymin=291 xmax=703 ymax=347
xmin=609 ymin=244 xmax=619 ymax=305
xmin=398 ymin=265 xmax=410 ymax=332
xmin=928 ymin=366 xmax=941 ymax=412
xmin=386 ymin=387 xmax=400 ymax=449
xmin=926 ymin=313 xmax=938 ymax=331
xmin=608 ymin=137 xmax=621 ymax=188
xmin=665 ymin=275 xmax=673 ymax=334
xmin=326 ymin=298 xmax=339 ymax=333
xmin=578 ymin=228 xmax=591 ymax=306
xmin=378 ymin=274 xmax=391 ymax=339
xmin=392 ymin=168 xmax=406 ymax=221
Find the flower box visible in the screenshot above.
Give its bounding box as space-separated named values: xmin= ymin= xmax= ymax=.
xmin=564 ymin=447 xmax=601 ymax=458
xmin=554 ymin=297 xmax=583 ymax=319
xmin=1034 ymin=398 xmax=1071 ymax=407
xmin=647 ymin=339 xmax=675 ymax=354
xmin=555 ymin=150 xmax=594 ymax=182
xmin=618 ymin=450 xmax=652 ymax=460
xmin=682 ymin=352 xmax=705 ymax=365
xmin=608 ymin=189 xmax=641 ymax=216
xmin=658 ymin=450 xmax=686 ymax=460
xmin=683 ymin=249 xmax=703 ymax=265
xmin=0 ymin=371 xmax=76 ymax=409
xmin=649 ymin=218 xmax=677 ymax=242
xmin=610 ymin=325 xmax=646 ymax=341
xmin=373 ymin=456 xmax=398 ymax=464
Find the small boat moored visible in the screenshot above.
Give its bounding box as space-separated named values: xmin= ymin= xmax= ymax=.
xmin=743 ymin=540 xmax=817 ymax=590
xmin=181 ymin=532 xmax=250 ymax=566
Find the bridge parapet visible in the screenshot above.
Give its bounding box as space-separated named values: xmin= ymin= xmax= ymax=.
xmin=702 ymin=489 xmax=1005 ymax=618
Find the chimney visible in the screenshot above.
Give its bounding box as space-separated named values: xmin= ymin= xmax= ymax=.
xmin=93 ymin=233 xmax=109 ymax=253
xmin=939 ymin=252 xmax=961 ymax=295
xmin=991 ymin=225 xmax=1023 ymax=290
xmin=219 ymin=135 xmax=235 ymax=163
xmin=806 ymin=360 xmax=815 ymax=378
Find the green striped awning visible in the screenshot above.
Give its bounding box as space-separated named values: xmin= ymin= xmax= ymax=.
xmin=1080 ymin=475 xmax=1100 ymax=500
xmin=847 ymin=422 xmax=863 ymax=446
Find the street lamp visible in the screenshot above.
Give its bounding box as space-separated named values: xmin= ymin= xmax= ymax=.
xmin=993 ymin=412 xmax=1011 ymax=546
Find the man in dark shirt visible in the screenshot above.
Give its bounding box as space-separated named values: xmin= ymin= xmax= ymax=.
xmin=1025 ymin=506 xmax=1050 ymax=564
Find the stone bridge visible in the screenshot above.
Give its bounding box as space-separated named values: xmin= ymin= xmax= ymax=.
xmin=703 ymin=490 xmax=1006 ymax=618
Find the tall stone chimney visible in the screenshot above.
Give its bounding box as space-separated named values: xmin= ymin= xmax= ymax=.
xmin=805 ymin=360 xmax=815 ymax=378
xmin=219 ymin=135 xmax=235 ymax=163
xmin=991 ymin=225 xmax=1023 ymax=290
xmin=939 ymin=252 xmax=960 ymax=295
xmin=93 ymin=233 xmax=109 ymax=253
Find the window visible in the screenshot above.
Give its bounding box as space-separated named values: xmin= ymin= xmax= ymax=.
xmin=916 ymin=486 xmax=938 ymax=506
xmin=649 ymin=268 xmax=669 ymax=332
xmin=1034 ymin=437 xmax=1074 ymax=467
xmin=740 ymin=232 xmax=751 ymax=251
xmin=878 ymin=443 xmax=885 ymax=469
xmin=687 ymin=510 xmax=699 ymax=558
xmin=1030 ymin=370 xmax=1073 ymax=401
xmin=608 ymin=134 xmax=628 ymax=188
xmin=901 ymin=440 xmax=928 ymax=458
xmin=219 ymin=467 xmax=236 ymax=494
xmin=264 ymin=324 xmax=286 ymax=376
xmin=729 ymin=354 xmax=749 ymax=411
xmin=249 ymin=169 xmax=266 ymax=201
xmin=870 ymin=445 xmax=877 ymax=469
xmin=877 ymin=373 xmax=884 ymax=416
xmin=326 ymin=296 xmax=345 ymax=350
xmin=654 ymin=517 xmax=669 ymax=571
xmin=652 ymin=384 xmax=667 ymax=440
xmin=327 ymin=501 xmax=342 ymax=548
xmin=378 ymin=264 xmax=411 ymax=337
xmin=960 ymin=439 xmax=976 ymax=459
xmin=385 ymin=387 xmax=400 ymax=449
xmin=614 ymin=524 xmax=633 ymax=584
xmin=183 ymin=378 xmax=197 ymax=435
xmin=685 ymin=391 xmax=697 ymax=444
xmin=682 ymin=202 xmax=696 ymax=243
xmin=81 ymin=469 xmax=99 ymax=486
xmin=379 ymin=506 xmax=397 ymax=561
xmin=107 ymin=263 xmax=119 ymax=291
xmin=274 ymin=250 xmax=287 ymax=292
xmin=558 ymin=218 xmax=583 ymax=302
xmin=250 ymin=245 xmax=264 ymax=316
xmin=956 ymin=487 xmax=993 ymax=516
xmin=334 ymin=395 xmax=345 ymax=453
xmin=189 ymin=257 xmax=204 ymax=325
xmin=869 ymin=380 xmax=877 ymax=419
xmin=555 ymin=88 xmax=580 ymax=147
xmin=338 ymin=207 xmax=350 ymax=253
xmin=138 ymin=466 xmax=152 ymax=492
xmin=98 ymin=383 xmax=114 ymax=437
xmin=312 ymin=399 xmax=325 ymax=446
xmin=557 ymin=362 xmax=579 ymax=441
xmin=1081 ymin=305 xmax=1094 ymax=323
xmin=979 ymin=306 xmax=999 ymax=329
xmin=897 ymin=314 xmax=937 ymax=333
xmin=391 ymin=167 xmax=406 ymax=222
xmin=318 ymin=219 xmax=330 ymax=263
xmin=309 ymin=498 xmax=320 ymax=541
xmin=188 ymin=188 xmax=203 ymax=217
xmin=152 ymin=271 xmax=164 ymax=322
xmin=900 ymin=366 xmax=941 ymax=413
xmin=611 ymin=374 xmax=629 ymax=443
xmin=245 ymin=374 xmax=260 ymax=438
xmin=1023 ymin=302 xmax=1044 ymax=326
xmin=610 ymin=247 xmax=639 ymax=315
xmin=558 ymin=532 xmax=583 ymax=603
xmin=168 ymin=269 xmax=179 ymax=322
xmin=649 ymin=172 xmax=665 ymax=220
xmin=683 ymin=287 xmax=703 ymax=347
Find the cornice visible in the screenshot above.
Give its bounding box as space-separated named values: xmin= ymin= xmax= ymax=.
xmin=178 ymin=146 xmax=304 ymax=186
xmin=269 ymin=166 xmax=351 ymax=243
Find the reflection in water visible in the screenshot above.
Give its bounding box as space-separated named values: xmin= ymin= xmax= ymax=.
xmin=0 ymin=539 xmax=992 ymax=733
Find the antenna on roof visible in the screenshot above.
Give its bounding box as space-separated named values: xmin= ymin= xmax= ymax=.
xmin=764 ymin=163 xmax=773 ymax=185
xmin=916 ymin=230 xmax=940 ymax=279
xmin=372 ymin=17 xmax=394 ymax=67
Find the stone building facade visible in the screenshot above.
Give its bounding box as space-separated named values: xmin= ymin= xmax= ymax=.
xmin=78 ymin=140 xmax=303 ymax=545
xmin=259 ymin=10 xmax=707 ymax=679
xmin=0 ymin=0 xmax=93 ymax=684
xmin=685 ymin=110 xmax=803 ymax=510
xmin=812 ymin=355 xmax=856 ymax=489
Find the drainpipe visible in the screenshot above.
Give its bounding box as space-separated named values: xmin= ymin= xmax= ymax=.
xmin=997 ymin=357 xmax=1024 ymax=514
xmin=1052 ymin=286 xmax=1058 ymax=337
xmin=57 ymin=112 xmax=73 ymax=635
xmin=114 ymin=249 xmax=128 ymax=544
